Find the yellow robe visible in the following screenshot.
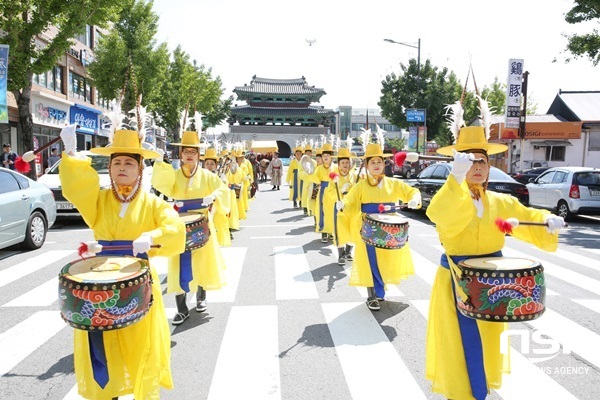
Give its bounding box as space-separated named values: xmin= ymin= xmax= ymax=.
xmin=242 ymin=159 xmax=254 ymax=206
xmin=226 ymin=166 xmax=243 ymax=226
xmin=425 ymin=175 xmax=558 ymax=400
xmin=238 ymin=162 xmax=251 ymax=212
xmin=59 ymin=154 xmax=185 ymax=400
xmin=210 ymin=171 xmax=231 ymax=247
xmin=286 ymin=157 xmax=302 ymax=202
xmin=306 ymin=164 xmax=337 ymax=234
xmin=333 ymin=168 xmax=357 ymax=247
xmin=151 ymin=162 xmax=229 ymax=292
xmin=340 ymin=176 xmax=420 ymax=287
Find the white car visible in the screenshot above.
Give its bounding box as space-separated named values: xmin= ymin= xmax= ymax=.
xmin=37 ymin=151 xmax=154 ymax=218
xmin=526 ymin=166 xmax=600 ymax=221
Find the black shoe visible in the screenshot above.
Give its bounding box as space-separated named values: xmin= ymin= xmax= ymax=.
xmin=277 ymin=186 xmax=280 ymax=190
xmin=321 ymin=233 xmax=328 ymax=243
xmin=328 ymin=234 xmax=334 ymax=242
xmin=345 ymin=245 xmax=353 ymax=261
xmin=172 ymin=312 xmax=189 ymax=325
xmin=230 ymin=232 xmax=234 ymax=240
xmin=196 ymin=300 xmax=207 ymax=312
xmin=272 ymin=186 xmax=276 ymax=190
xmin=366 ymin=297 xmax=381 ymax=311
xmin=338 ymin=257 xmax=346 ymax=266
xmin=293 ymin=201 xmax=298 ymax=208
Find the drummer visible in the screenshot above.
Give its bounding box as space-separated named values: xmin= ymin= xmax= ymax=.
xmin=335 ymin=141 xmax=421 ymax=310
xmin=286 ymin=143 xmax=304 ymax=208
xmin=219 ymin=148 xmax=242 ymax=238
xmin=58 ymin=123 xmax=185 ymax=399
xmin=424 ymin=99 xmax=565 ymax=400
xmin=152 ymin=131 xmax=229 ymax=325
xmin=305 ymin=142 xmax=337 ymax=243
xmin=299 ymin=142 xmax=315 ymax=217
xmin=202 ymin=147 xmax=232 ymax=247
xmin=331 ymin=144 xmax=357 ymax=265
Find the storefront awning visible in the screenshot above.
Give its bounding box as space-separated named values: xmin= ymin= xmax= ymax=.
xmin=250 ymin=140 xmax=278 ymax=153
xmin=531 ymin=140 xmax=573 ymax=147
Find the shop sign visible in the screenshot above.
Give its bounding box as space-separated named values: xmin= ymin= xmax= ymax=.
xmin=34 ymin=102 xmax=68 ymax=126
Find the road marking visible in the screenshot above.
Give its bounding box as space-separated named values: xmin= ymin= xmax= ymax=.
xmin=2 ymin=277 xmax=58 ymax=307
xmin=411 ymin=300 xmax=578 ymax=400
xmin=0 ymin=250 xmax=74 ymax=289
xmin=572 ymin=299 xmax=600 ymax=314
xmin=322 ymin=302 xmax=427 ymax=399
xmin=546 ymin=247 xmax=600 ymax=273
xmin=0 ymin=311 xmax=65 ymax=377
xmin=251 ymin=236 xmax=296 ymax=239
xmin=244 ymin=224 xmax=314 ymax=228
xmin=208 ymin=306 xmax=280 ymax=400
xmin=410 ymin=249 xmax=438 ymax=286
xmin=274 ymin=246 xmax=319 ymax=300
xmin=210 ymin=247 xmax=247 ymax=302
xmin=356 ymin=285 xmax=404 ymax=298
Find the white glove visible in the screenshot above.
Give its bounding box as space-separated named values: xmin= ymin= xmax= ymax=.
xmin=336 ymin=201 xmax=344 ymax=211
xmin=243 ymin=175 xmax=250 ymax=181
xmin=544 ymin=214 xmax=565 ymax=234
xmin=407 ymin=194 xmax=421 ymax=209
xmin=203 ymin=195 xmax=215 ymax=205
xmin=341 ymin=183 xmax=350 ymax=194
xmin=132 ymin=233 xmax=153 ymax=256
xmin=230 ymin=162 xmax=238 ymax=174
xmin=154 ymin=148 xmax=165 ymax=163
xmin=84 ymin=240 xmax=103 ymax=255
xmin=451 ymin=149 xmax=474 ymax=184
xmin=219 ymin=173 xmax=227 ymax=183
xmin=60 ymin=123 xmax=78 ymax=154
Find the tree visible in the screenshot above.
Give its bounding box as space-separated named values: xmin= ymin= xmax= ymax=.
xmin=0 ymin=0 xmax=121 ymax=176
xmin=562 ymin=0 xmax=600 ymax=66
xmin=88 ymin=0 xmax=170 ymax=115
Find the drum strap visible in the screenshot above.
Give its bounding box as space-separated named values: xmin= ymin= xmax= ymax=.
xmin=292 ymin=169 xmax=298 ymax=200
xmin=318 ymin=182 xmax=329 ymax=231
xmin=441 ymin=251 xmax=502 ymax=400
xmin=92 ymin=241 xmax=149 ymax=389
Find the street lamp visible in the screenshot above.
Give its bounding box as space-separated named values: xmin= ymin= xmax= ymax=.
xmin=384 ymin=38 xmax=423 ymax=173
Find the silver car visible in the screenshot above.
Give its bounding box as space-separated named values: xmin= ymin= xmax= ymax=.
xmin=0 ymin=167 xmax=57 ymax=250
xmin=526 ymin=166 xmax=600 ymax=220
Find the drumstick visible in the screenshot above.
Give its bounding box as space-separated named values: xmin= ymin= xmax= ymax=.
xmin=15 ymin=124 xmax=79 ymax=173
xmin=329 ymin=172 xmax=341 ymax=201
xmin=377 ymin=203 xmax=406 ymax=213
xmin=78 ymin=242 xmax=162 ymax=257
xmin=495 ymin=217 xmax=568 ymax=235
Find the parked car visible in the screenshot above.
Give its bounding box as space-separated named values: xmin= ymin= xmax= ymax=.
xmin=0 ymin=167 xmax=56 ymax=250
xmin=404 ymin=162 xmax=529 ymax=209
xmin=511 ymin=167 xmax=551 ymax=184
xmin=526 ymin=166 xmax=600 ymax=220
xmin=37 ymin=151 xmax=154 ymax=218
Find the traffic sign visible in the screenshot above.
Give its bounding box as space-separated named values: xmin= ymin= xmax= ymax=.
xmin=406 ymin=109 xmax=426 ymax=123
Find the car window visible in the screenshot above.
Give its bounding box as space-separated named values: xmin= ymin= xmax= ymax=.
xmin=0 ymin=170 xmax=21 ymax=194
xmin=489 ymin=167 xmax=517 ymax=182
xmin=536 ymin=171 xmax=555 ymax=184
xmin=12 ymin=172 xmax=30 ymax=189
xmin=431 ymin=165 xmax=448 ymax=179
xmin=552 ymin=171 xmax=568 ymax=184
xmin=574 ymin=171 xmax=600 ymax=186
xmin=47 ymin=154 xmax=111 ymax=174
xmin=417 ymin=165 xmax=436 ymax=179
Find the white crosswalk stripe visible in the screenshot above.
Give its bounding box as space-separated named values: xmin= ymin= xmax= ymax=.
xmin=2 ymin=277 xmax=58 ymax=307
xmin=275 ymin=246 xmax=319 ymax=300
xmin=0 ymin=250 xmax=74 ymax=289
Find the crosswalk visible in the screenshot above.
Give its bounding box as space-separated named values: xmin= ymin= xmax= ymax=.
xmin=1 ymin=228 xmax=600 ymax=400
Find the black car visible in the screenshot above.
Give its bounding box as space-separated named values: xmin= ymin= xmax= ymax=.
xmin=404 ymin=162 xmax=529 ymax=209
xmin=511 ymin=167 xmax=551 ymax=184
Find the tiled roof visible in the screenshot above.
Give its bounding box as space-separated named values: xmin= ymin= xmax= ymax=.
xmin=230 ymin=105 xmax=334 ymax=116
xmin=234 ymin=76 xmax=326 ymax=96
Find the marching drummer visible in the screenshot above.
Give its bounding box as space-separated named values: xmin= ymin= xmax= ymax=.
xmin=58 ymin=120 xmax=186 ymax=399
xmin=305 ymin=142 xmax=337 ymax=243
xmin=424 ymin=98 xmax=565 ymax=400
xmin=219 ymin=148 xmax=242 ymax=238
xmin=286 ymin=143 xmax=304 ymax=208
xmin=331 ymin=144 xmax=357 ymax=265
xmin=152 ymin=130 xmax=229 ymax=325
xmin=233 ymin=145 xmax=252 ymax=212
xmin=299 ymin=143 xmax=315 ymax=216
xmin=335 ymin=140 xmax=421 ymax=311
xmin=202 ymin=147 xmax=232 ymax=247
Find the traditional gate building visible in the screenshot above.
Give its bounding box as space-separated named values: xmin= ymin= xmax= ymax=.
xmin=227 ymin=76 xmax=336 ymax=158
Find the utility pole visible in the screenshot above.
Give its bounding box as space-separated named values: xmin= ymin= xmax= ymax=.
xmin=519 ymin=71 xmax=529 ymax=173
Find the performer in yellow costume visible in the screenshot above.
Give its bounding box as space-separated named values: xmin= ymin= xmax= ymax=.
xmin=240 ymin=149 xmax=255 ymax=206
xmin=299 ymin=143 xmax=315 ymax=216
xmin=425 ymin=100 xmax=565 ymax=400
xmin=152 ymin=131 xmax=229 ymax=325
xmin=331 ymin=145 xmax=357 ymax=265
xmin=286 ymin=144 xmax=303 ymax=208
xmin=59 ymin=124 xmax=185 ymax=400
xmin=202 ymin=147 xmax=232 ymax=247
xmin=336 ymin=141 xmax=421 ymax=311
xmin=233 ymin=147 xmax=251 ymax=213
xmin=306 ymin=142 xmax=337 ymax=243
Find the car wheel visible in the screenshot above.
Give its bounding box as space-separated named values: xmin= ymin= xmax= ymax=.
xmin=556 ymin=200 xmax=574 ymax=222
xmin=21 ymin=211 xmax=47 ymax=250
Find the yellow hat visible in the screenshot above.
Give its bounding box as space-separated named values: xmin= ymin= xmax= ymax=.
xmin=293 ymin=145 xmax=303 ymax=153
xmin=304 ymin=144 xmax=313 ymax=152
xmin=170 ymin=131 xmax=204 ymax=148
xmin=231 ymin=149 xmax=244 ymax=158
xmin=219 ymin=149 xmax=229 ymax=158
xmin=437 ymin=126 xmax=508 ymax=156
xmin=315 ymin=147 xmax=323 ymax=156
xmin=91 ymin=130 xmax=160 ymax=159
xmin=202 ymin=148 xmax=219 ymax=161
xmin=321 ymin=143 xmax=334 ymax=154
xmin=362 ymin=143 xmax=392 ymax=159
xmin=334 ymin=147 xmax=352 ymax=159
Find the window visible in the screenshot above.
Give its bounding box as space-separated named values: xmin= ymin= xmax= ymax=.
xmin=69 ymin=72 xmax=90 ymax=102
xmin=13 ymin=172 xmax=30 ymax=189
xmin=537 ymin=171 xmax=555 ymax=184
xmin=418 ymin=165 xmax=435 ymax=179
xmin=545 ymin=146 xmax=565 ymax=161
xmin=74 ymin=25 xmax=92 ymax=47
xmin=430 ymin=165 xmax=448 ymax=179
xmin=94 ymin=29 xmax=103 ymax=48
xmin=0 ymin=171 xmax=20 ymax=194
xmin=589 ymin=133 xmax=600 ymax=151
xmin=552 ymin=171 xmax=568 ymax=184
xmin=33 ymin=66 xmax=64 ymax=93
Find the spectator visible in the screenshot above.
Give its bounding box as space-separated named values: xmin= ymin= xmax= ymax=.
xmin=48 ymin=147 xmax=61 ymax=168
xmin=2 ymin=143 xmax=18 ymax=170
xmin=384 ymin=157 xmax=394 ymax=177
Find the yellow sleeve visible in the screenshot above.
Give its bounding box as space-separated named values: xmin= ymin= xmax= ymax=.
xmin=211 ymin=176 xmax=231 ymax=215
xmin=287 ymin=160 xmax=298 ymax=183
xmin=341 ymin=180 xmax=362 ymax=216
xmin=151 ymin=162 xmax=177 ymax=198
xmin=145 ymin=196 xmax=186 ymax=257
xmin=392 ymin=178 xmax=421 ymax=205
xmin=58 ymin=153 xmax=100 ymax=228
xmin=426 ymin=174 xmax=476 ymax=239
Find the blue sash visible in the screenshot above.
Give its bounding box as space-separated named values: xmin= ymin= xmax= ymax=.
xmin=175 ymin=198 xmax=208 ymax=213
xmin=175 ymin=202 xmax=205 ymax=292
xmin=293 ymin=169 xmax=298 ymax=200
xmin=360 ymin=203 xmax=394 ymax=298
xmin=90 ymin=240 xmax=149 ymax=389
xmin=318 ymin=181 xmax=329 ymax=231
xmin=440 ymin=250 xmax=503 ymax=400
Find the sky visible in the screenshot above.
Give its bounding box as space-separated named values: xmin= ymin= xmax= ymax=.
xmin=151 ymin=0 xmax=598 ymax=116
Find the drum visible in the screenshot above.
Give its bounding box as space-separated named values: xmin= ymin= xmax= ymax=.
xmin=360 ymin=213 xmax=409 ymax=249
xmin=231 ymin=184 xmax=242 ymax=199
xmin=180 ymin=212 xmax=210 ymax=251
xmin=59 ymin=256 xmax=153 ymax=331
xmin=454 ymin=257 xmax=546 ymax=322
xmin=311 ymin=184 xmax=319 ymax=200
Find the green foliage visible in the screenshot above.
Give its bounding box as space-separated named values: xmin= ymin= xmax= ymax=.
xmin=563 ymin=0 xmax=600 ymax=66
xmin=384 ymin=137 xmax=405 ymax=151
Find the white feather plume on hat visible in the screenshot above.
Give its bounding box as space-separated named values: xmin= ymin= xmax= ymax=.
xmin=444 ymin=100 xmax=465 ymax=142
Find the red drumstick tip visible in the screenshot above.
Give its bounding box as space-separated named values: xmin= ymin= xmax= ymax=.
xmin=329 ymin=171 xmax=339 ymax=180
xmin=394 ymin=152 xmax=407 ymax=166
xmin=14 ymin=157 xmax=31 ymax=173
xmin=378 ymin=204 xmax=385 ymax=213
xmin=77 ymin=242 xmax=89 ymax=258
xmin=495 ymin=217 xmax=513 ymax=234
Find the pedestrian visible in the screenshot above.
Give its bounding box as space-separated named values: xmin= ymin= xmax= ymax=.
xmin=335 ymin=140 xmax=422 ymax=311
xmin=2 ymin=143 xmax=18 ymax=170
xmin=48 ymin=147 xmax=61 ymax=168
xmin=424 ymin=99 xmax=565 ymax=400
xmin=384 ymin=157 xmax=394 ymax=177
xmin=58 ymin=122 xmax=186 ymax=400
xmin=286 ymin=144 xmax=303 ymax=208
xmin=267 ymin=151 xmax=283 ymax=190
xmin=151 ymin=130 xmax=230 ymax=325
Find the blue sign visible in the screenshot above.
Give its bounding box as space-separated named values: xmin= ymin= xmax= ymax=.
xmin=407 ymin=109 xmax=426 ymax=123
xmin=70 ymin=105 xmax=100 ymax=134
